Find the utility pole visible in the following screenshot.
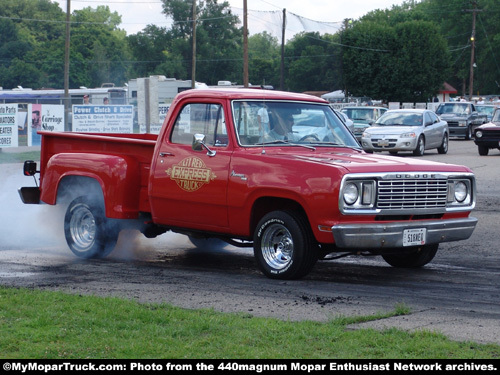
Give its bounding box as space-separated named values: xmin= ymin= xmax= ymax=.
xmin=191 ymin=0 xmax=197 ymax=89
xmin=280 ymin=9 xmax=286 ymax=91
xmin=466 ymin=1 xmax=482 ymax=100
xmin=64 ymin=0 xmax=71 ymax=130
xmin=243 ymin=0 xmax=249 ymax=87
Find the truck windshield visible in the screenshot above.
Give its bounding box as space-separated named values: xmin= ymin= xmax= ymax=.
xmin=232 ymin=100 xmax=359 ymax=148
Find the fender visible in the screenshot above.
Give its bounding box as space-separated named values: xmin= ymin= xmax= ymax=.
xmin=40 ymin=153 xmax=141 ymax=219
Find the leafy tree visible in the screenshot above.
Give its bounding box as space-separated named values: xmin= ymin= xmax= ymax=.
xmin=248 ymin=32 xmax=280 ymax=87
xmin=284 ymin=32 xmax=342 ymax=92
xmin=342 ymin=19 xmax=450 ymax=102
xmin=160 ymin=0 xmax=243 ymax=85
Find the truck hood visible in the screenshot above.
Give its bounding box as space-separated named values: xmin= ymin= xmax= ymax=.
xmin=276 ymin=148 xmax=471 ymax=174
xmin=364 ymin=125 xmax=420 ymax=136
xmin=439 ymin=113 xmax=467 ymax=119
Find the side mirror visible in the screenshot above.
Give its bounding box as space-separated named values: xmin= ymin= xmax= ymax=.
xmin=192 ymin=134 xmax=216 ymax=157
xmin=23 ymin=160 xmax=38 ymax=176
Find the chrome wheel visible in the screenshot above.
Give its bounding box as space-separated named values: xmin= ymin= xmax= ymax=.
xmin=260 ymin=223 xmax=294 ymax=270
xmin=64 ymin=196 xmax=119 ymax=259
xmin=69 ymin=203 xmax=97 ymax=254
xmin=254 ymin=211 xmax=318 ymax=279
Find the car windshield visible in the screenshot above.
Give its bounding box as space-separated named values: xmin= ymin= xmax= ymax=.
xmin=232 ymin=100 xmax=359 ymax=148
xmin=375 ymin=112 xmax=423 ymax=127
xmin=492 ymin=110 xmax=500 ymax=123
xmin=476 ymin=106 xmax=496 ymax=116
xmin=435 ymin=103 xmax=470 ymax=115
xmin=342 ymin=108 xmax=378 ymax=121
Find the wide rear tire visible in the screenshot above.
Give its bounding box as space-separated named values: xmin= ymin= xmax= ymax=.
xmin=64 ymin=196 xmax=119 ymax=259
xmin=254 ymin=211 xmax=318 ymax=279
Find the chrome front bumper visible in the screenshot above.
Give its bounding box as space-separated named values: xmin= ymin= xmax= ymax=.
xmin=331 ymin=217 xmax=478 ymax=249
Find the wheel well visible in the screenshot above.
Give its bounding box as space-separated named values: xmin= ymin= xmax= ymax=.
xmin=250 ymin=197 xmax=309 ymax=235
xmin=56 ymin=176 xmax=104 ymax=205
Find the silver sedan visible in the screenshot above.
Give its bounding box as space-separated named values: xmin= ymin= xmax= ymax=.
xmin=360 ymin=109 xmax=449 ymax=156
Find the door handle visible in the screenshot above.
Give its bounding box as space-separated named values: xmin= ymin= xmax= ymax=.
xmin=159 ymin=152 xmax=174 ymax=157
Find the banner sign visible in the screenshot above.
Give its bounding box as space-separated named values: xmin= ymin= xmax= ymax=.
xmin=73 ymin=105 xmax=134 ymax=133
xmin=28 ymin=104 xmax=65 ymax=146
xmin=0 ymin=104 xmax=18 ymax=148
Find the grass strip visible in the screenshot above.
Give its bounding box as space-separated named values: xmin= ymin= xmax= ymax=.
xmin=1 ymin=287 xmax=499 ymax=359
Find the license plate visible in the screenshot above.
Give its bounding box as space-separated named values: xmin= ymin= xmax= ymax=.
xmin=403 ymin=228 xmax=426 ymax=246
xmin=378 ymin=139 xmax=389 ymax=146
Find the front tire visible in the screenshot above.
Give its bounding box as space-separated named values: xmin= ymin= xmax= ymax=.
xmin=64 ymin=196 xmax=119 ymax=259
xmin=413 ymin=136 xmax=425 ymax=156
xmin=478 ymin=145 xmax=489 ymax=156
xmin=254 ymin=211 xmax=318 ymax=279
xmin=437 ymin=134 xmax=448 ymax=154
xmin=382 ymin=244 xmax=438 ymax=268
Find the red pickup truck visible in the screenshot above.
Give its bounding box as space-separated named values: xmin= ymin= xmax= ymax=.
xmin=19 ymin=89 xmax=478 ymax=279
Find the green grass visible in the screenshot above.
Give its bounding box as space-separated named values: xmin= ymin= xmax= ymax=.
xmin=0 ymin=150 xmax=40 ymax=164
xmin=1 ymin=287 xmax=498 ymax=359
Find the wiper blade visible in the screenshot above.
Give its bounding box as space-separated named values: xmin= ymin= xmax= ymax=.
xmin=257 ymin=139 xmax=316 ymax=150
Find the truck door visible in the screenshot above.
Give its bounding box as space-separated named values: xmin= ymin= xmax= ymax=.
xmin=150 ymin=102 xmax=232 ymax=230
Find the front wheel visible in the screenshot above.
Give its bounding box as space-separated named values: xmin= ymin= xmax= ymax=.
xmin=254 ymin=211 xmax=318 ymax=279
xmin=437 ymin=134 xmax=448 ymax=154
xmin=381 ymin=244 xmax=438 ymax=268
xmin=413 ymin=136 xmax=425 ymax=156
xmin=64 ymin=196 xmax=119 ymax=259
xmin=478 ymin=145 xmax=489 ymax=156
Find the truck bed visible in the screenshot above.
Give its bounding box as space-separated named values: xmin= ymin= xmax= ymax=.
xmin=38 ymin=131 xmax=158 ymax=215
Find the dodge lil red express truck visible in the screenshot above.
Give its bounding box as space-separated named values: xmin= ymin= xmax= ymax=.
xmin=19 ymin=89 xmax=478 ymax=279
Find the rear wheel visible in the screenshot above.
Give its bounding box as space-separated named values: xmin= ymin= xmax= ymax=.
xmin=254 ymin=211 xmax=318 ymax=279
xmin=382 ymin=244 xmax=438 ymax=268
xmin=64 ymin=196 xmax=119 ymax=259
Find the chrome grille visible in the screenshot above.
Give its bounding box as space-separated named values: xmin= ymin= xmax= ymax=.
xmin=377 ymin=178 xmax=448 ymax=210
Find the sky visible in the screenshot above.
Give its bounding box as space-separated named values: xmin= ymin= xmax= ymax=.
xmin=64 ymin=0 xmax=408 ymax=37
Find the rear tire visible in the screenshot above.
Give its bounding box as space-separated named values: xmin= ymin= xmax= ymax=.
xmin=382 ymin=244 xmax=438 ymax=268
xmin=254 ymin=211 xmax=318 ymax=279
xmin=64 ymin=196 xmax=119 ymax=259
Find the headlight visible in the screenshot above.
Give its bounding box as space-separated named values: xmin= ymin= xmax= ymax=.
xmin=454 ymin=181 xmax=468 ymax=202
xmin=459 ymin=121 xmax=467 ymax=127
xmin=447 ymin=179 xmax=472 ymax=205
xmin=476 ymin=130 xmax=483 ymax=138
xmin=362 ymin=131 xmax=371 ymax=138
xmin=343 ymin=183 xmax=359 ymax=205
xmin=400 ymin=132 xmax=416 ymax=138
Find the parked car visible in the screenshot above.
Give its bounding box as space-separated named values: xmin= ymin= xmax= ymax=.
xmin=341 ymin=106 xmax=387 ymax=140
xmin=360 ymin=109 xmax=449 ymax=156
xmin=435 ymin=102 xmax=487 ymax=139
xmin=475 ymin=104 xmax=498 ymax=122
xmin=474 ymin=108 xmax=500 ymax=155
xmin=331 ymin=106 xmax=354 ymax=134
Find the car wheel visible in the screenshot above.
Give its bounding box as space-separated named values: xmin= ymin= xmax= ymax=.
xmin=64 ymin=196 xmax=119 ymax=259
xmin=382 ymin=244 xmax=438 ymax=268
xmin=478 ymin=145 xmax=489 ymax=156
xmin=465 ymin=126 xmax=472 ymax=140
xmin=412 ymin=136 xmax=425 ymax=156
xmin=254 ymin=211 xmax=318 ymax=279
xmin=437 ymin=134 xmax=448 ymax=154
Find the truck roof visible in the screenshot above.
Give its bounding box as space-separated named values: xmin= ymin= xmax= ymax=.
xmin=175 ymin=88 xmax=329 ymax=103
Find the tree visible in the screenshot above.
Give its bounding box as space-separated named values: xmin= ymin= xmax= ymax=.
xmin=342 ymin=19 xmax=450 ymax=102
xmin=248 ymin=32 xmax=280 ymax=87
xmin=160 ymin=0 xmax=243 ymax=84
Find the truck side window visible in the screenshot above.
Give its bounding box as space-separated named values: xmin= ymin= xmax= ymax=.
xmin=171 ymin=103 xmax=228 ymax=147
